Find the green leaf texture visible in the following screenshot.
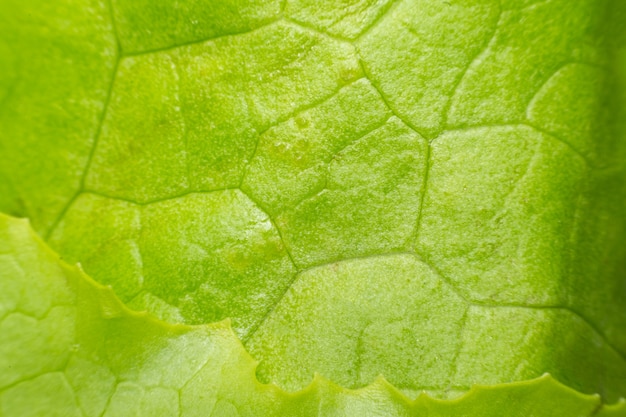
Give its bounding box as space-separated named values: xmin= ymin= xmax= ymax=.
xmin=1 ymin=0 xmax=626 ymax=413
xmin=0 ymin=213 xmax=625 ymax=416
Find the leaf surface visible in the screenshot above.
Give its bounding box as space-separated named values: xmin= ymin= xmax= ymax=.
xmin=1 ymin=0 xmax=626 ymax=411
xmin=1 ymin=213 xmax=625 ymax=416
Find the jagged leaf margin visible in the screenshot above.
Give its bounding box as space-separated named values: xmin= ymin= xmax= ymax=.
xmin=0 ymin=213 xmax=624 ymax=417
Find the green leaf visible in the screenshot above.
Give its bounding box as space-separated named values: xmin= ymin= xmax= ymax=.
xmin=1 ymin=213 xmax=625 ymax=416
xmin=1 ymin=0 xmax=626 ymax=413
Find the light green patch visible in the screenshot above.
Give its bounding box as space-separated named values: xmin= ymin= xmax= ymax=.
xmin=284 ymin=0 xmax=393 ymax=40
xmin=242 ymin=78 xmax=392 ymax=214
xmin=527 ymin=63 xmax=609 ymax=162
xmin=49 ymin=191 xmax=296 ymax=337
xmin=447 ymin=0 xmax=605 ymax=129
xmin=248 ymin=254 xmax=468 ymax=395
xmin=454 ymin=306 xmax=626 ymax=401
xmin=416 ymin=125 xmax=585 ymax=306
xmin=356 ymin=0 xmax=501 ymax=137
xmin=276 ymin=117 xmax=427 ymax=268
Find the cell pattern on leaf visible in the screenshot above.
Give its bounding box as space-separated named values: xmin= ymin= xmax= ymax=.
xmin=1 ymin=0 xmax=626 ymax=402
